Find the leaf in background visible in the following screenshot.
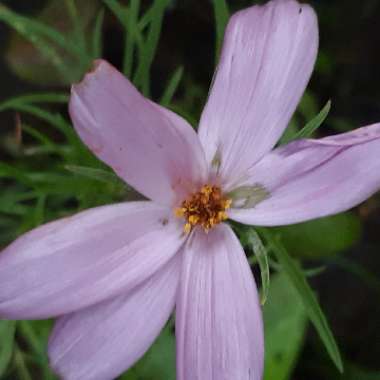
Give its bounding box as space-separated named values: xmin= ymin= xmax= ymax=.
xmin=212 ymin=0 xmax=229 ymax=61
xmin=92 ymin=9 xmax=105 ymax=59
xmin=263 ymin=274 xmax=307 ymax=380
xmin=121 ymin=325 xmax=175 ymax=380
xmin=281 ymin=99 xmax=331 ymax=144
xmin=273 ymin=212 xmax=362 ymax=259
xmin=245 ymin=228 xmax=270 ymax=305
xmin=65 ymin=165 xmax=122 ymax=184
xmin=160 ymin=66 xmax=184 ymax=107
xmin=291 ymin=100 xmax=331 ymax=140
xmin=102 ymin=0 xmax=127 ymax=25
xmin=133 ymin=0 xmax=171 ymax=95
xmin=123 ymin=0 xmax=140 ymax=77
xmin=259 ymin=228 xmax=344 ymax=373
xmin=4 ymin=0 xmax=98 ymax=86
xmin=65 ymin=165 xmax=144 ymax=202
xmin=0 ymin=320 xmax=16 ymax=377
xmin=18 ymin=320 xmax=55 ymax=380
xmin=0 ymin=93 xmax=68 ymax=110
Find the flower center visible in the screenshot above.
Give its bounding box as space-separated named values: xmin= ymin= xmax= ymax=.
xmin=174 ymin=185 xmax=232 ymax=233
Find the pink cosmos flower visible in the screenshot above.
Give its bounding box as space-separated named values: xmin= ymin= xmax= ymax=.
xmin=1 ymin=0 xmax=380 ymax=379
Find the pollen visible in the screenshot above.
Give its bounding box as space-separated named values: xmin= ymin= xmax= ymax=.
xmin=174 ymin=185 xmax=232 ymax=233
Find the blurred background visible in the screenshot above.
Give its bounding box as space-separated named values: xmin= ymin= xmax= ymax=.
xmin=0 ymin=0 xmax=379 ymax=379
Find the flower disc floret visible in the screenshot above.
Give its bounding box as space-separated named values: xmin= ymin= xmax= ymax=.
xmin=175 ymin=185 xmax=232 ymax=233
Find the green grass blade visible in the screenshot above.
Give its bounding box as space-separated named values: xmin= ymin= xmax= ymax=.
xmin=258 ymin=228 xmax=344 ymax=373
xmin=138 ymin=5 xmax=154 ymax=30
xmin=33 ymin=194 xmax=46 ymax=227
xmin=92 ymin=9 xmax=105 ymax=59
xmin=0 ymin=4 xmax=88 ymax=74
xmin=0 ymin=93 xmax=68 ymax=111
xmin=102 ymin=0 xmax=127 ymax=25
xmin=123 ymin=0 xmax=140 ymax=77
xmin=0 ymin=162 xmax=34 ymax=186
xmin=0 ymin=103 xmax=77 ymax=145
xmin=14 ymin=346 xmax=33 ymax=380
xmin=0 ymin=320 xmax=16 ymax=377
xmin=160 ymin=66 xmax=184 ymax=107
xmin=64 ymin=0 xmax=86 ymax=52
xmin=291 ymin=100 xmax=331 ymax=142
xmin=134 ymin=0 xmax=170 ymax=95
xmin=246 ymin=228 xmax=270 ymax=305
xmin=212 ymin=0 xmax=229 ymax=61
xmin=65 ymin=164 xmax=121 ymax=184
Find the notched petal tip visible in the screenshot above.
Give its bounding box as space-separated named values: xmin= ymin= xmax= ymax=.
xmin=71 ymin=59 xmax=113 ymax=92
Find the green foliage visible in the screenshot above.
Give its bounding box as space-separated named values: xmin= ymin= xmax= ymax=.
xmin=274 ymin=212 xmax=362 ymax=259
xmin=263 ymin=274 xmax=307 ymax=380
xmin=281 ymin=99 xmax=332 ymax=144
xmin=0 ymin=320 xmax=16 ymax=377
xmin=244 ymin=228 xmax=270 ymax=305
xmin=0 ymin=1 xmax=101 ymax=85
xmin=121 ymin=325 xmax=176 ymax=380
xmin=258 ymin=228 xmax=344 ymax=373
xmin=212 ymin=0 xmax=229 ymax=60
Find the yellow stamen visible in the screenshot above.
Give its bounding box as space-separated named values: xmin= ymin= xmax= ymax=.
xmin=184 ymin=223 xmax=192 ymax=234
xmin=174 ymin=207 xmax=186 ymax=218
xmin=174 ymin=184 xmax=231 ymax=234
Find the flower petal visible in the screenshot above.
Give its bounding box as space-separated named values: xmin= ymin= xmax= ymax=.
xmin=0 ymin=202 xmax=184 ymax=319
xmin=198 ymin=0 xmax=318 ymax=186
xmin=48 ymin=255 xmax=180 ymax=380
xmin=70 ymin=59 xmax=206 ymax=206
xmin=176 ymin=224 xmax=264 ymax=380
xmin=229 ymin=123 xmax=380 ymax=225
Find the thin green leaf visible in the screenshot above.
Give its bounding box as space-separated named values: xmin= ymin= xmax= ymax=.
xmin=123 ymin=0 xmax=140 ymax=77
xmin=0 ymin=162 xmax=34 ymax=186
xmin=34 ymin=195 xmax=46 ymax=227
xmin=292 ymin=100 xmax=331 ymax=141
xmin=64 ymin=0 xmax=86 ymax=52
xmin=303 ymin=266 xmax=326 ymax=278
xmin=138 ymin=5 xmax=153 ymax=31
xmin=258 ymin=227 xmax=344 ymax=373
xmin=0 ymin=103 xmax=78 ymax=147
xmin=0 ymin=192 xmax=36 ymax=216
xmin=246 ymin=228 xmax=270 ymax=305
xmin=160 ymin=66 xmax=184 ymax=107
xmin=92 ymin=9 xmax=105 ymax=59
xmin=134 ymin=0 xmax=170 ymax=95
xmin=0 ymin=93 xmax=68 ymax=110
xmin=14 ymin=346 xmax=33 ymax=380
xmin=65 ymin=164 xmax=121 ymax=184
xmin=102 ymin=0 xmax=127 ymax=25
xmin=0 ymin=4 xmax=86 ymax=79
xmin=18 ymin=321 xmax=55 ymax=380
xmin=21 ymin=124 xmax=58 ymax=150
xmin=0 ymin=320 xmax=16 ymax=377
xmin=102 ymin=0 xmax=144 ymax=79
xmin=212 ymin=0 xmax=229 ymax=60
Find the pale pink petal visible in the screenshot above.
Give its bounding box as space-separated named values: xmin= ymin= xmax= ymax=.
xmin=229 ymin=123 xmax=380 ymax=225
xmin=70 ymin=59 xmax=206 ymax=206
xmin=198 ymin=0 xmax=318 ymax=187
xmin=176 ymin=224 xmax=263 ymax=380
xmin=0 ymin=202 xmax=184 ymax=319
xmin=48 ymin=255 xmax=180 ymax=380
